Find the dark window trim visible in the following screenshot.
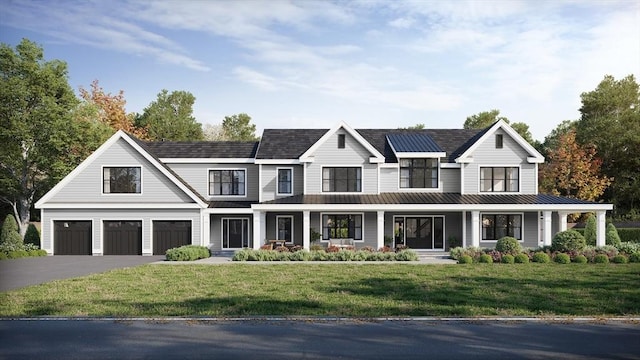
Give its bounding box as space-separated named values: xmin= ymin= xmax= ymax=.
xmin=338 ymin=134 xmax=346 ymax=149
xmin=321 ymin=214 xmax=363 ymax=241
xmin=322 ymin=167 xmax=362 ymax=192
xmin=103 ymin=167 xmax=141 ymax=194
xmin=277 ymin=168 xmax=293 ymax=195
xmin=276 ymin=215 xmax=294 ymax=243
xmin=209 ymin=169 xmax=246 ymax=196
xmin=481 ymin=214 xmax=523 ymax=241
xmin=496 ymin=134 xmax=504 ymax=149
xmin=399 ymin=158 xmax=439 ymax=189
xmin=480 ymin=167 xmax=519 ymax=192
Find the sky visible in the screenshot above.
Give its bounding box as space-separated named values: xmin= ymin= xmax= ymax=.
xmin=1 ymin=0 xmax=639 ymax=141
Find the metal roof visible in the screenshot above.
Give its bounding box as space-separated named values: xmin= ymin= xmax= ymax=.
xmin=386 ymin=133 xmax=444 ymax=153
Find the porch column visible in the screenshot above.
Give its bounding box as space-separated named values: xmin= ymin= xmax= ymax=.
xmin=201 ymin=212 xmax=210 ymax=247
xmin=543 ymin=211 xmax=553 ymax=246
xmin=462 ymin=211 xmax=467 ymax=248
xmin=302 ymin=210 xmax=310 ymax=250
xmin=252 ymin=210 xmax=265 ymax=250
xmin=377 ymin=211 xmax=385 ymax=249
xmin=558 ymin=211 xmax=569 ymax=232
xmin=596 ymin=210 xmax=606 ymax=247
xmin=471 ymin=211 xmax=480 ymax=247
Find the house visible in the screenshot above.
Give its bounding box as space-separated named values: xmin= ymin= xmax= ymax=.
xmin=35 ymin=120 xmax=613 ymax=255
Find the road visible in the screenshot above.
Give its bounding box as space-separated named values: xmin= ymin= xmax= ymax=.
xmin=1 ymin=319 xmax=639 ymax=359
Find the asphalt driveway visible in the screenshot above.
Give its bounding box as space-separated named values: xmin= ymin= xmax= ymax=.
xmin=0 ymin=255 xmax=164 ymax=292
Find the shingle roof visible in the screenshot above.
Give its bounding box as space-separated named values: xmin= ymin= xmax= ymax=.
xmin=255 ymin=129 xmax=328 ymax=159
xmin=261 ymin=193 xmax=603 ymax=206
xmin=386 ymin=133 xmax=444 ymax=153
xmin=144 ymin=141 xmax=259 ymax=158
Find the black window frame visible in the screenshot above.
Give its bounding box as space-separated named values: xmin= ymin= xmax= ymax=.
xmin=322 ymin=167 xmax=362 ymax=192
xmin=103 ymin=167 xmax=141 ymax=194
xmin=480 ymin=167 xmax=519 ymax=192
xmin=209 ymin=169 xmax=246 ymax=196
xmin=399 ymin=158 xmax=439 ymax=189
xmin=496 ymin=134 xmax=504 ymax=149
xmin=322 ymin=214 xmax=362 ymax=240
xmin=338 ymin=134 xmax=346 ymax=149
xmin=277 ymin=168 xmax=293 ymax=195
xmin=482 ymin=214 xmax=522 ymax=240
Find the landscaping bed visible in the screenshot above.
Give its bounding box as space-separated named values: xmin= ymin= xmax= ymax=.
xmin=232 ymin=248 xmax=419 ymax=261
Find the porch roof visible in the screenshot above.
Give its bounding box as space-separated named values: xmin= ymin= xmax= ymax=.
xmin=208 ymin=201 xmax=256 ymax=209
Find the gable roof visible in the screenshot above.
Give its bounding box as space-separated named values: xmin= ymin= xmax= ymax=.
xmin=256 ymin=129 xmax=328 ymax=159
xmin=455 ymin=120 xmax=544 ymax=163
xmin=145 ymin=141 xmax=259 ymax=159
xmin=36 ymin=131 xmax=208 ymax=208
xmin=299 ymin=121 xmax=385 ymax=163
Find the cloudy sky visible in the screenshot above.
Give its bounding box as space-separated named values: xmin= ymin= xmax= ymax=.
xmin=1 ymin=0 xmax=638 ymax=141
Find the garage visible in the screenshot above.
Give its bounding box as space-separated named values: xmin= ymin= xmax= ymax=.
xmin=153 ymin=221 xmax=192 ymax=255
xmin=54 ymin=221 xmax=92 ymax=255
xmin=104 ymin=221 xmax=142 ymax=255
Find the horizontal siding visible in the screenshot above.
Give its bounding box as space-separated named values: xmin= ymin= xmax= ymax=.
xmin=208 ymin=215 xmax=254 ymax=252
xmin=47 ymin=139 xmax=193 ymax=204
xmin=260 ymin=165 xmax=303 ymax=202
xmin=441 ymin=168 xmax=460 ymax=193
xmin=41 ymin=208 xmax=201 ymax=255
xmin=167 ymin=163 xmax=259 ymax=201
xmin=379 ymin=167 xmax=397 ymax=192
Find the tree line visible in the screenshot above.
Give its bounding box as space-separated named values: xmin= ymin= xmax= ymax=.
xmin=1 ymin=38 xmax=639 ymax=235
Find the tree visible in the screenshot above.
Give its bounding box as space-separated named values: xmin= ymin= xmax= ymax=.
xmin=23 ymin=223 xmax=40 ymax=247
xmin=606 ymin=223 xmax=621 ymax=247
xmin=79 ymin=80 xmax=147 ymax=139
xmin=0 ymin=214 xmax=22 ymax=247
xmin=464 ymin=109 xmax=535 ymax=145
xmin=136 ymin=89 xmax=203 ymax=141
xmin=583 ymin=214 xmax=597 ymax=246
xmin=539 ymin=120 xmax=577 ymax=157
xmin=222 ymin=113 xmax=259 ymax=141
xmin=0 ymin=39 xmax=79 ymax=235
xmin=538 ymin=129 xmax=612 ymax=202
xmin=203 ymin=123 xmax=227 ymax=141
xmin=400 ymin=123 xmax=425 ymax=130
xmin=576 ymin=74 xmax=640 ymax=217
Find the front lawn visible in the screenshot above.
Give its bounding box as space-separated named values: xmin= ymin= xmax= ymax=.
xmin=1 ymin=263 xmax=639 ymax=317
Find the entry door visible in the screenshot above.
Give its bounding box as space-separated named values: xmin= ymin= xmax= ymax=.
xmin=223 ymin=218 xmax=249 ymax=249
xmin=406 ymin=217 xmax=432 ymax=249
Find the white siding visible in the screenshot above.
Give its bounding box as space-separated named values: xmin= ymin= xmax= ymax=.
xmin=167 ymin=163 xmax=259 ymax=201
xmin=379 ymin=167 xmax=398 ymax=192
xmin=260 ymin=165 xmax=303 ymax=202
xmin=47 ymin=138 xmax=193 ymax=204
xmin=462 ymin=129 xmax=537 ymax=194
xmin=441 ymin=168 xmax=460 ymax=193
xmin=305 ymin=129 xmax=378 ymax=194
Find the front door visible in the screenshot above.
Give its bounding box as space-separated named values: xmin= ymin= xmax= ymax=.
xmin=223 ymin=218 xmax=249 ymax=249
xmin=396 ymin=216 xmax=445 ymax=250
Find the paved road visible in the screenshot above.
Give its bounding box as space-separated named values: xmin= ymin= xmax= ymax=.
xmin=0 ymin=256 xmax=164 ymax=292
xmin=1 ymin=319 xmax=639 ymax=359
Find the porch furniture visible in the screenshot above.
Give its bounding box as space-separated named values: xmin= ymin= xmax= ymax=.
xmin=268 ymin=239 xmax=287 ymax=248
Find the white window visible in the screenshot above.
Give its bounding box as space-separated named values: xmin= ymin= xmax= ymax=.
xmin=277 ymin=168 xmax=293 ymax=195
xmin=103 ymin=167 xmax=141 ymax=194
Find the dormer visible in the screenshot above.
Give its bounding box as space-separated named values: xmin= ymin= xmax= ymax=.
xmin=386 ymin=133 xmax=446 ymax=191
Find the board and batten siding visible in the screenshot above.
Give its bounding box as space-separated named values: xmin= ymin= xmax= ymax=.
xmin=462 ymin=129 xmax=537 ymax=194
xmin=41 ymin=208 xmax=201 ymax=255
xmin=46 ymin=138 xmax=193 ymax=204
xmin=305 ymin=129 xmax=378 ymax=194
xmin=166 ymin=163 xmax=259 ymax=201
xmin=260 ymin=165 xmax=304 ymax=202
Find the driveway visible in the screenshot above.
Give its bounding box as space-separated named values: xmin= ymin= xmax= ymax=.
xmin=0 ymin=255 xmax=164 ymax=292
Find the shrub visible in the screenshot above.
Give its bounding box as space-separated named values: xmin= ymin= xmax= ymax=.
xmin=495 ymin=236 xmax=521 ymax=254
xmin=1 ymin=215 xmax=22 ymax=247
xmin=501 ymin=254 xmax=515 ymax=264
xmin=360 ymin=246 xmax=375 ymax=252
xmin=449 ymin=246 xmax=484 ymax=261
xmin=514 ymin=253 xmax=530 ymax=263
xmin=583 ymin=214 xmax=597 ymax=246
xmin=593 ymin=254 xmax=609 ymax=263
xmin=274 ymin=246 xmax=290 ymax=252
xmin=554 ymin=253 xmax=571 ymax=264
xmin=573 ymin=254 xmax=588 ymax=263
xmin=165 ymin=245 xmax=210 ymax=261
xmin=478 ymin=254 xmax=493 ymax=263
xmin=310 ymin=244 xmax=324 ymax=251
xmin=616 ymin=242 xmax=640 ymax=255
xmin=552 ymin=230 xmax=586 ymax=252
xmin=24 ymin=224 xmax=40 ymax=247
xmin=7 ymin=250 xmax=29 ymax=259
xmin=532 ymin=252 xmax=550 ymax=263
xmin=629 ymin=253 xmax=640 ymax=263
xmin=605 ymin=223 xmax=621 ymax=247
xmin=612 ymin=254 xmax=628 ymax=264
xmin=0 ymin=252 xmax=7 ymax=260
xmin=394 ymin=249 xmax=419 ymax=261
xmin=326 ymin=246 xmax=340 ymax=253
xmin=617 ymin=228 xmax=640 ymax=243
xmin=458 ymin=255 xmax=473 ymax=264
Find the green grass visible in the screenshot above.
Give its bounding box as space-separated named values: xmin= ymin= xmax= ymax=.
xmin=1 ymin=263 xmax=639 ymax=317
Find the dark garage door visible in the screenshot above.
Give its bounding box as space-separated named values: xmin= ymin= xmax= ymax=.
xmin=104 ymin=221 xmax=142 ymax=255
xmin=153 ymin=221 xmax=192 ymax=255
xmin=54 ymin=221 xmax=92 ymax=255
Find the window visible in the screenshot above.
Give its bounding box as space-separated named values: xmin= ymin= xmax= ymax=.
xmin=277 ymin=168 xmax=292 ymax=195
xmin=322 ymin=167 xmax=361 ymax=192
xmin=480 ymin=167 xmax=519 ymax=192
xmin=222 ymin=218 xmax=249 ymax=248
xmin=276 ymin=216 xmax=293 ymax=243
xmin=496 ymin=134 xmax=503 ymax=149
xmin=482 ymin=214 xmax=522 ymax=240
xmin=322 ymin=214 xmax=362 ymax=240
xmin=209 ymin=170 xmax=245 ymax=196
xmin=103 ymin=167 xmax=141 ymax=194
xmin=338 ymin=134 xmax=346 ymax=149
xmin=400 ymin=159 xmax=438 ymax=188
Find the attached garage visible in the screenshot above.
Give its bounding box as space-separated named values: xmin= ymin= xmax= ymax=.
xmin=153 ymin=221 xmax=192 ymax=255
xmin=104 ymin=221 xmax=142 ymax=255
xmin=54 ymin=221 xmax=92 ymax=255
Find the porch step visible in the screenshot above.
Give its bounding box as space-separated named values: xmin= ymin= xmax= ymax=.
xmin=415 ymin=251 xmax=451 ymax=260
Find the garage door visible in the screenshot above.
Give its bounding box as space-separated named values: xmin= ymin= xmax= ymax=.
xmin=104 ymin=221 xmax=142 ymax=255
xmin=153 ymin=221 xmax=192 ymax=255
xmin=54 ymin=221 xmax=92 ymax=255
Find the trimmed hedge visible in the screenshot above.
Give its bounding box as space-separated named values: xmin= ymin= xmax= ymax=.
xmin=495 ymin=236 xmax=521 ymax=254
xmin=165 ymin=245 xmax=211 ymax=261
xmin=552 ymin=230 xmax=586 ymax=252
xmin=617 ymin=229 xmax=640 ymax=243
xmin=232 ymin=249 xmax=419 ymax=262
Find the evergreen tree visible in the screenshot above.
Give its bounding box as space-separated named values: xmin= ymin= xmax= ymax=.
xmin=24 ymin=223 xmax=40 ymax=247
xmin=583 ymin=214 xmax=597 ymax=246
xmin=605 ymin=223 xmax=621 ymax=247
xmin=0 ymin=214 xmax=22 ymax=247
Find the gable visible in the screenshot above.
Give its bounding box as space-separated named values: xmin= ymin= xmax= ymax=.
xmin=36 ymin=132 xmax=206 ymax=208
xmin=300 ymin=122 xmax=384 ymax=163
